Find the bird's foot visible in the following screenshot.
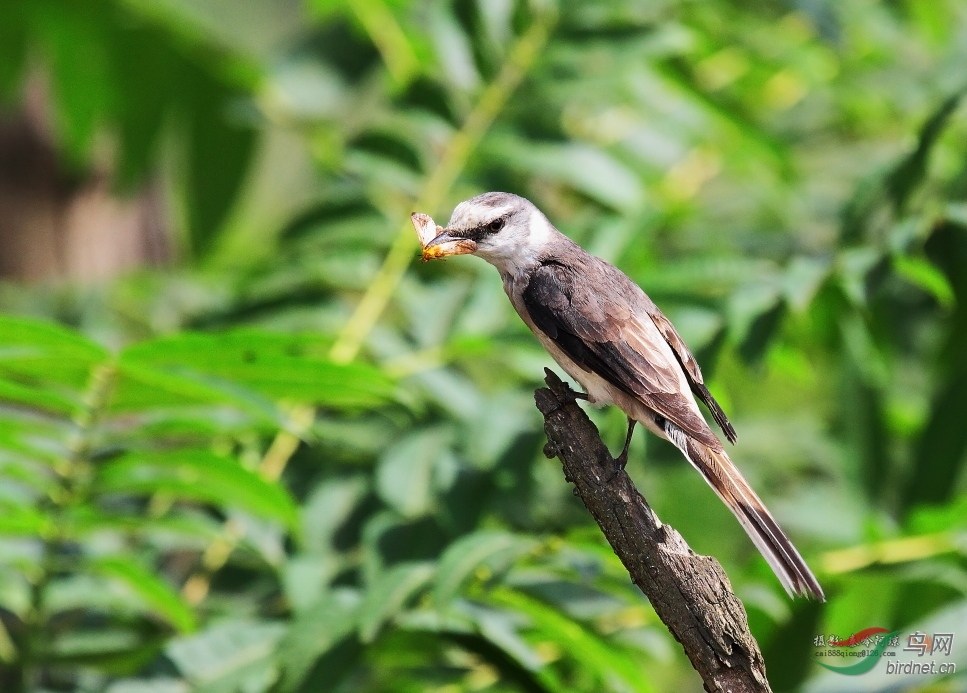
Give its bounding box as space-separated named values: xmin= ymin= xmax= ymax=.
xmin=542 ymin=368 xmax=589 ymax=406
xmin=561 ymin=387 xmax=589 ymax=405
xmin=605 ymin=450 xmax=628 ymax=482
xmin=605 ymin=417 xmax=636 ymax=482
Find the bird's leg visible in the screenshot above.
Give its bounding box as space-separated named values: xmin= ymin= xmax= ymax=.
xmin=543 ymin=369 xmax=589 ymax=405
xmin=612 ymin=416 xmax=636 ymax=471
xmin=561 ymin=386 xmax=589 ymax=404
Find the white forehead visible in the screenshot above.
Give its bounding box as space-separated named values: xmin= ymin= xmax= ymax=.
xmin=447 ymin=192 xmax=530 ymax=230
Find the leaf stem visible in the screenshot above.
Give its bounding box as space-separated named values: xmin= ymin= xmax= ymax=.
xmin=820 ymin=532 xmax=959 ymax=574
xmin=346 ymin=0 xmax=419 ymax=85
xmin=259 ymin=404 xmax=316 ymax=483
xmin=328 ymin=12 xmax=555 ymax=365
xmin=22 ymin=361 xmax=116 ymax=689
xmin=181 ymin=404 xmax=315 ymax=606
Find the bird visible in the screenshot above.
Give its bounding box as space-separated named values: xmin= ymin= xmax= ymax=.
xmin=419 ymin=191 xmax=824 ymax=600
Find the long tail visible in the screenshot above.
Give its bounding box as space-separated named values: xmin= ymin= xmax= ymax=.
xmin=663 ymin=422 xmax=825 ymax=600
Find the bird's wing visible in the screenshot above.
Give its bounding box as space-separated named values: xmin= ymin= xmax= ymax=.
xmin=647 ymin=310 xmax=736 ymax=444
xmin=522 ymin=260 xmax=721 ymax=449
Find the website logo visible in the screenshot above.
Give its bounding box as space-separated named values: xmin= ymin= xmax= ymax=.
xmin=813 ymin=627 xmax=956 ymax=677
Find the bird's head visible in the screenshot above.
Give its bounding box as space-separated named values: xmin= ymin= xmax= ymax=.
xmin=421 ymin=192 xmax=557 ymax=274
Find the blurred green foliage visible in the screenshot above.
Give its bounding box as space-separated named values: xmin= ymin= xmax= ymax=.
xmin=1 ymin=0 xmax=967 ymax=691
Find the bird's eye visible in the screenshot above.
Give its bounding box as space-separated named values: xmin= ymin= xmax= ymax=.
xmin=488 ymin=218 xmax=505 ymax=232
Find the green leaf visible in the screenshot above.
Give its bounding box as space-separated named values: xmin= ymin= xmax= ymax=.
xmin=638 ymin=257 xmax=777 ymax=298
xmin=375 ymin=427 xmax=451 ymax=518
xmin=166 ymin=619 xmax=285 ymax=687
xmin=892 ymin=254 xmax=955 ymax=308
xmin=358 ymin=561 xmax=435 ymax=642
xmin=0 ymin=437 xmax=57 ymax=491
xmin=0 ymin=0 xmax=27 ymax=102
xmin=782 ymin=256 xmax=831 ymax=313
xmin=282 ymin=555 xmax=343 ymax=614
xmin=88 ymin=556 xmax=197 ymax=633
xmin=904 ymin=368 xmax=967 ymax=511
xmin=63 ymin=507 xmax=223 ymax=550
xmin=489 ymin=136 xmax=644 ymax=212
xmin=655 ymin=59 xmax=791 ymax=174
xmin=463 ymin=392 xmax=536 ymax=470
xmin=434 ymin=531 xmax=536 ymax=609
xmin=885 ymin=89 xmax=966 ymax=213
xmin=122 ymin=330 xmax=330 ymax=363
xmin=106 ymin=408 xmax=259 ymax=444
xmin=276 ymin=589 xmax=360 ymax=693
xmin=0 ymin=358 xmax=97 ymax=400
xmin=727 ymin=279 xmax=786 ymax=362
xmin=727 ymin=280 xmax=781 ymax=341
xmin=207 ymin=356 xmax=393 ymax=408
xmin=760 ymin=600 xmax=823 ymax=691
xmin=0 ymin=315 xmax=108 ymax=362
xmin=109 ymin=22 xmax=175 ymax=190
xmin=300 ymin=476 xmax=369 ymax=554
xmin=31 ymin=0 xmax=115 ymax=164
xmin=105 ymin=679 xmax=189 ymax=693
xmin=0 ymin=376 xmax=81 ymax=416
xmin=111 ymin=361 xmax=283 ymax=425
xmin=452 ymin=602 xmax=548 ymax=676
xmin=43 ymin=573 xmax=192 ymax=647
xmin=842 ymin=90 xmax=966 ymax=242
xmin=429 ymin=1 xmax=480 ymax=91
xmin=400 ymin=602 xmax=569 ymax=693
xmin=96 ymin=449 xmax=299 ymax=529
xmin=178 ymin=63 xmax=258 ymax=258
xmin=45 ymin=628 xmax=166 ymax=673
xmin=837 ymin=247 xmax=884 ymax=306
xmin=121 ymin=331 xmax=396 ymax=408
xmin=903 ymin=223 xmax=967 ymax=511
xmin=490 ymin=588 xmax=656 ymax=693
xmin=907 ymin=495 xmax=967 ymax=534
xmin=0 ymin=503 xmax=53 ymax=537
xmin=0 ymin=317 xmax=108 ymax=401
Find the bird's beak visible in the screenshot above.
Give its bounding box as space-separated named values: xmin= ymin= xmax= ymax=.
xmin=421 ymin=230 xmax=478 ymax=261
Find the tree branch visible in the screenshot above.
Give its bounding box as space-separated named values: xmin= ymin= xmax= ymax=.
xmin=534 ymin=368 xmax=771 ymax=693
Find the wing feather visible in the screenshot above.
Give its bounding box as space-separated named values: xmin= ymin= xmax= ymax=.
xmin=647 ymin=311 xmax=737 ymax=443
xmin=522 ymin=261 xmax=720 ymax=449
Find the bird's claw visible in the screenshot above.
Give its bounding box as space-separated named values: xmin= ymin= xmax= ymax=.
xmin=561 ymin=388 xmax=589 ymax=405
xmin=605 ymin=452 xmax=628 ymax=482
xmin=604 ymin=417 xmax=635 ymax=482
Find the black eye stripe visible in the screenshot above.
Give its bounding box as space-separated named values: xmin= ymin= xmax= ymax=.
xmin=463 ymin=216 xmax=507 ymax=241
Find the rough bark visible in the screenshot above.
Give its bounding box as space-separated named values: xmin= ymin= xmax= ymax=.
xmin=535 ymin=368 xmax=771 ymax=693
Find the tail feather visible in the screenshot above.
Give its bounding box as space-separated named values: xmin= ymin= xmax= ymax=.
xmin=663 ymin=422 xmax=825 ymax=601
